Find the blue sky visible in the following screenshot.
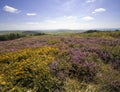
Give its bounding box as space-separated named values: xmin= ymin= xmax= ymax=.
xmin=0 ymin=0 xmax=120 ymax=30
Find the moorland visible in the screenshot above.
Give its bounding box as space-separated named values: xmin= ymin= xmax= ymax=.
xmin=0 ymin=30 xmax=120 ymax=92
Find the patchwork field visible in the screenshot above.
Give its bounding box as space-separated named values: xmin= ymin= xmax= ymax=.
xmin=0 ymin=31 xmax=120 ymax=92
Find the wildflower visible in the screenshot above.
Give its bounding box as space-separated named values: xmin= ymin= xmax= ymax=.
xmin=1 ymin=81 xmax=6 ymax=85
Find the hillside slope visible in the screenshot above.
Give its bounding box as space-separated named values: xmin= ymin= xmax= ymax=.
xmin=0 ymin=31 xmax=120 ymax=92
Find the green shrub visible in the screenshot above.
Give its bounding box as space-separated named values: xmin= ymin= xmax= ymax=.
xmin=0 ymin=33 xmax=25 ymax=41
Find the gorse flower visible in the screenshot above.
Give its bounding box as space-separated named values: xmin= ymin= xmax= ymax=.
xmin=0 ymin=46 xmax=59 ymax=91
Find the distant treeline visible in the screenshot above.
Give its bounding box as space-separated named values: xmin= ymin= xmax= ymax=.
xmin=84 ymin=30 xmax=100 ymax=33
xmin=0 ymin=32 xmax=46 ymax=41
xmin=0 ymin=33 xmax=25 ymax=41
xmin=22 ymin=31 xmax=46 ymax=36
xmin=84 ymin=29 xmax=120 ymax=33
xmin=81 ymin=29 xmax=120 ymax=38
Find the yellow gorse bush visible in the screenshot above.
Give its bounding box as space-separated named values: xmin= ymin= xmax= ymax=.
xmin=0 ymin=46 xmax=59 ymax=91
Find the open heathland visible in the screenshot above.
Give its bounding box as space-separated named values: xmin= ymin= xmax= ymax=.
xmin=0 ymin=31 xmax=120 ymax=92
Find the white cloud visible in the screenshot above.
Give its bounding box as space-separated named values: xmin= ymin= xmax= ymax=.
xmin=82 ymin=16 xmax=94 ymax=21
xmin=43 ymin=16 xmax=79 ymax=29
xmin=25 ymin=16 xmax=95 ymax=30
xmin=26 ymin=13 xmax=37 ymax=16
xmin=1 ymin=16 xmax=101 ymax=30
xmin=44 ymin=16 xmax=78 ymax=24
xmin=62 ymin=0 xmax=76 ymax=11
xmin=92 ymin=8 xmax=106 ymax=14
xmin=3 ymin=5 xmax=20 ymax=13
xmin=25 ymin=16 xmax=80 ymax=30
xmin=26 ymin=22 xmax=39 ymax=24
xmin=86 ymin=0 xmax=96 ymax=3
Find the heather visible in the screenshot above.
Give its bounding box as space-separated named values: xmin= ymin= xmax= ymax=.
xmin=0 ymin=31 xmax=120 ymax=92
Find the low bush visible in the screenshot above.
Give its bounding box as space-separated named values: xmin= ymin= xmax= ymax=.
xmin=0 ymin=46 xmax=60 ymax=92
xmin=0 ymin=33 xmax=25 ymax=41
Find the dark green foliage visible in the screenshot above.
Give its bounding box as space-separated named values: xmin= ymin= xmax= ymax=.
xmin=84 ymin=30 xmax=100 ymax=33
xmin=33 ymin=32 xmax=46 ymax=36
xmin=22 ymin=31 xmax=46 ymax=36
xmin=0 ymin=33 xmax=25 ymax=41
xmin=0 ymin=32 xmax=46 ymax=41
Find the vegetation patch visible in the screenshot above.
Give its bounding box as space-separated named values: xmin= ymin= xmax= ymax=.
xmin=0 ymin=31 xmax=120 ymax=92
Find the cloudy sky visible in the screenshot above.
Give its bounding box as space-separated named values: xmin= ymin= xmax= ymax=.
xmin=0 ymin=0 xmax=120 ymax=30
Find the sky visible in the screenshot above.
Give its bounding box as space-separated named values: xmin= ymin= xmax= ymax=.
xmin=0 ymin=0 xmax=120 ymax=30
